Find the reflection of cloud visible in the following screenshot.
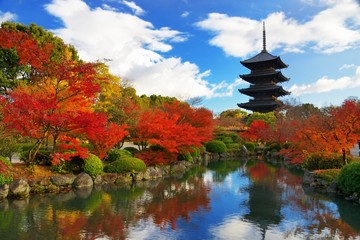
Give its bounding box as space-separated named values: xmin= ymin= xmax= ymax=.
xmin=127 ymin=219 xmax=180 ymax=240
xmin=288 ymin=66 xmax=360 ymax=96
xmin=210 ymin=216 xmax=263 ymax=240
xmin=196 ymin=0 xmax=360 ymax=57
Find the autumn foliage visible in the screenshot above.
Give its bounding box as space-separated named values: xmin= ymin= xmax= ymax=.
xmin=0 ymin=27 xmax=128 ymax=164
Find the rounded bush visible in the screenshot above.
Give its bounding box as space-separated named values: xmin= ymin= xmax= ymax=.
xmin=0 ymin=156 xmax=13 ymax=185
xmin=83 ymin=154 xmax=103 ymax=178
xmin=107 ymin=149 xmax=132 ymax=163
xmin=243 ymin=142 xmax=255 ymax=153
xmin=124 ymin=147 xmax=139 ymax=155
xmin=337 ymin=161 xmax=360 ymax=195
xmin=205 ymin=140 xmax=227 ymax=154
xmin=104 ymin=157 xmax=146 ymax=174
xmin=226 ymin=143 xmax=240 ymax=152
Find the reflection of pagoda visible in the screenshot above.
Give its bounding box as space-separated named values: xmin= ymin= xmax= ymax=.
xmin=238 ymin=23 xmax=290 ymax=113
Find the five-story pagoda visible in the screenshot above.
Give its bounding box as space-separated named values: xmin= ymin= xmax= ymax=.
xmin=238 ymin=23 xmax=290 ymax=113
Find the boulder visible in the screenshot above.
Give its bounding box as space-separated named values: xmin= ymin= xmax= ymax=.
xmin=0 ymin=184 xmax=9 ymax=199
xmin=50 ymin=174 xmax=76 ymax=186
xmin=73 ymin=173 xmax=93 ymax=189
xmin=171 ymin=162 xmax=187 ymax=174
xmin=102 ymin=173 xmax=118 ymax=184
xmin=94 ymin=175 xmax=102 ymax=185
xmin=9 ymin=179 xmax=30 ymax=198
xmin=302 ymin=171 xmax=316 ymax=185
xmin=116 ymin=174 xmax=133 ymax=184
xmin=144 ymin=167 xmax=163 ymax=180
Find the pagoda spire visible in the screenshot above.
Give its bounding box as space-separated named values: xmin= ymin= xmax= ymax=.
xmin=262 ymin=21 xmax=267 ymax=52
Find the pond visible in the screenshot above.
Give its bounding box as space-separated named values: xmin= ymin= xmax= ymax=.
xmin=0 ymin=160 xmax=360 ymax=240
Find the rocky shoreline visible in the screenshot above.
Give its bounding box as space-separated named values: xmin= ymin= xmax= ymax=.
xmin=0 ymin=152 xmax=240 ymax=200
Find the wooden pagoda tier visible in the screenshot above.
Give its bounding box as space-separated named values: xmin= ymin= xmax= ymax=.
xmin=238 ymin=23 xmax=290 ymax=113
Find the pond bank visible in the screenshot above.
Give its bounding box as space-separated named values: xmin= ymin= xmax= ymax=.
xmin=0 ymin=151 xmax=241 ymax=200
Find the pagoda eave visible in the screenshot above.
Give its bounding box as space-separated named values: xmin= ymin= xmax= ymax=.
xmin=240 ymin=71 xmax=289 ymax=83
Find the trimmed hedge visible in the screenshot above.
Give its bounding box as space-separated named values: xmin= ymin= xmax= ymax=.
xmin=303 ymin=153 xmax=349 ymax=170
xmin=337 ymin=161 xmax=360 ymax=196
xmin=83 ymin=154 xmax=103 ymax=178
xmin=107 ymin=149 xmax=132 ymax=163
xmin=104 ymin=157 xmax=146 ymax=174
xmin=314 ymin=169 xmax=340 ymax=182
xmin=205 ymin=140 xmax=227 ymax=154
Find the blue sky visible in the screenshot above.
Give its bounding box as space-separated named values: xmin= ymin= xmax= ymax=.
xmin=1 ymin=0 xmax=360 ymax=114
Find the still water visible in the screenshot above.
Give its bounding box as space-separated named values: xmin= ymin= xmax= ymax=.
xmin=1 ymin=160 xmax=360 ymax=240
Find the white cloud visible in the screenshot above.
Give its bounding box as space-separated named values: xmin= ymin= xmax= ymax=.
xmin=181 ymin=11 xmax=190 ymax=18
xmin=121 ymin=0 xmax=145 ymax=16
xmin=288 ymin=66 xmax=360 ymax=96
xmin=339 ymin=64 xmax=356 ymax=70
xmin=101 ymin=4 xmax=117 ymax=11
xmin=45 ymin=0 xmax=225 ymax=99
xmin=196 ymin=0 xmax=360 ymax=57
xmin=0 ymin=11 xmax=17 ymax=23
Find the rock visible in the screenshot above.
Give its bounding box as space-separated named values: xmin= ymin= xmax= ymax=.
xmin=73 ymin=173 xmax=93 ymax=189
xmin=94 ymin=175 xmax=102 ymax=185
xmin=133 ymin=172 xmax=145 ymax=181
xmin=50 ymin=174 xmax=76 ymax=186
xmin=102 ymin=173 xmax=118 ymax=184
xmin=144 ymin=167 xmax=163 ymax=180
xmin=302 ymin=171 xmax=316 ymax=185
xmin=327 ymin=182 xmax=337 ymax=193
xmin=0 ymin=184 xmax=9 ymax=199
xmin=9 ymin=179 xmax=30 ymax=199
xmin=171 ymin=162 xmax=187 ymax=174
xmin=116 ymin=174 xmax=133 ymax=184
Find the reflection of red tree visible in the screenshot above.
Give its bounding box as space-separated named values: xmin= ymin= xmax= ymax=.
xmin=143 ymin=178 xmax=211 ymax=230
xmin=85 ymin=205 xmax=126 ymax=240
xmin=56 ymin=211 xmax=88 ymax=240
xmin=248 ymin=162 xmax=274 ymax=183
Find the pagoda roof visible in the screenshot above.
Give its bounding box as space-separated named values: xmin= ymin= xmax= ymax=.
xmin=240 ymin=70 xmax=289 ymax=83
xmin=239 ymin=84 xmax=289 ymax=97
xmin=240 ymin=51 xmax=288 ymax=70
xmin=237 ymin=99 xmax=281 ymax=113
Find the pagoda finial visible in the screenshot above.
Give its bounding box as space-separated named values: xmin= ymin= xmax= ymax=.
xmin=262 ymin=21 xmax=267 ymax=52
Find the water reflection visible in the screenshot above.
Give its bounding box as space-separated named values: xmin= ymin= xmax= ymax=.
xmin=0 ymin=161 xmax=359 ymax=239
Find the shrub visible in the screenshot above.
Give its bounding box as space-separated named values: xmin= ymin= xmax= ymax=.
xmin=0 ymin=156 xmax=13 ymax=185
xmin=314 ymin=169 xmax=340 ymax=182
xmin=199 ymin=145 xmax=206 ymax=154
xmin=124 ymin=147 xmax=139 ymax=155
xmin=226 ymin=143 xmax=240 ymax=152
xmin=107 ymin=149 xmax=132 ymax=163
xmin=190 ymin=147 xmax=200 ymax=157
xmin=83 ymin=154 xmax=103 ymax=178
xmin=104 ymin=157 xmax=146 ymax=174
xmin=303 ymin=153 xmax=349 ymax=170
xmin=205 ymin=140 xmax=227 ymax=154
xmin=266 ymin=143 xmax=281 ymax=152
xmin=337 ymin=161 xmax=360 ymax=195
xmin=243 ymin=142 xmax=255 ymax=153
xmin=178 ymin=152 xmax=193 ymax=162
xmin=20 ymin=148 xmax=52 ymax=165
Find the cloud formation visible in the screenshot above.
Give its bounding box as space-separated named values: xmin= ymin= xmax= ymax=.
xmin=44 ymin=0 xmax=224 ymax=99
xmin=196 ymin=0 xmax=360 ymax=57
xmin=288 ymin=66 xmax=360 ymax=96
xmin=0 ymin=11 xmax=17 ymax=23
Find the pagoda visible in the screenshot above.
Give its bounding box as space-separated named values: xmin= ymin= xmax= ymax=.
xmin=238 ymin=23 xmax=290 ymax=113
